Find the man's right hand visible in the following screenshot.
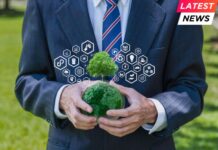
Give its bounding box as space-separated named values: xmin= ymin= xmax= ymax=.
xmin=60 ymin=80 xmax=98 ymax=130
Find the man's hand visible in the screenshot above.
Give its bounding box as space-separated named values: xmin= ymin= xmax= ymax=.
xmin=99 ymin=81 xmax=158 ymax=137
xmin=60 ymin=80 xmax=99 ymax=130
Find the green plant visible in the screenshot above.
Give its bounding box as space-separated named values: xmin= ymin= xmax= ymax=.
xmin=83 ymin=51 xmax=124 ymax=117
xmin=87 ymin=51 xmax=118 ymax=80
xmin=82 ymin=82 xmax=124 ymax=116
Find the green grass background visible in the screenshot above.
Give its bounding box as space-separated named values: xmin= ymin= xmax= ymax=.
xmin=0 ymin=13 xmax=218 ymax=150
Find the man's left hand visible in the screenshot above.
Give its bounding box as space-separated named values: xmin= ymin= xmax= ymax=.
xmin=99 ymin=81 xmax=158 ymax=137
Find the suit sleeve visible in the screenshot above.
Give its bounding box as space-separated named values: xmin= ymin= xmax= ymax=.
xmin=15 ymin=0 xmax=65 ymax=127
xmin=152 ymin=25 xmax=208 ymax=137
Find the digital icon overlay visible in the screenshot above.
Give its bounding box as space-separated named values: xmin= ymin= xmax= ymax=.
xmin=54 ymin=41 xmax=156 ymax=84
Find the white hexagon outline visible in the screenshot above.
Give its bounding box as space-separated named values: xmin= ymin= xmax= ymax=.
xmin=116 ymin=53 xmax=125 ymax=63
xmin=68 ymin=55 xmax=80 ymax=68
xmin=75 ymin=66 xmax=84 ymax=77
xmin=112 ymin=48 xmax=119 ymax=56
xmin=125 ymin=70 xmax=138 ymax=84
xmin=113 ymin=75 xmax=119 ymax=82
xmin=135 ymin=48 xmax=142 ymax=55
xmin=63 ymin=49 xmax=72 ymax=58
xmin=122 ymin=63 xmax=129 ymax=71
xmin=120 ymin=42 xmax=131 ymax=53
xmin=133 ymin=64 xmax=142 ymax=72
xmin=81 ymin=40 xmax=95 ymax=54
xmin=143 ymin=64 xmax=155 ymax=77
xmin=138 ymin=74 xmax=147 ymax=83
xmin=68 ymin=75 xmax=76 ymax=84
xmin=126 ymin=52 xmax=138 ymax=65
xmin=80 ymin=54 xmax=89 ymax=63
xmin=62 ymin=68 xmax=71 ymax=77
xmin=72 ymin=45 xmax=80 ymax=53
xmin=138 ymin=55 xmax=148 ymax=65
xmin=54 ymin=56 xmax=67 ymax=71
xmin=118 ymin=71 xmax=126 ymax=78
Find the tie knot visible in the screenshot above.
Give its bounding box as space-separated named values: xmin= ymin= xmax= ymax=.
xmin=106 ymin=0 xmax=119 ymax=6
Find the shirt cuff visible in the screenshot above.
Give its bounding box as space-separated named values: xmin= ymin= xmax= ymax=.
xmin=54 ymin=85 xmax=69 ymax=119
xmin=142 ymin=98 xmax=167 ymax=134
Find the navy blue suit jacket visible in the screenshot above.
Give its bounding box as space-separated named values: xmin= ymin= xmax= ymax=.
xmin=15 ymin=0 xmax=207 ymax=149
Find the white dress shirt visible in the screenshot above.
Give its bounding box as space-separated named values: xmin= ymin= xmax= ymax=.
xmin=54 ymin=0 xmax=167 ymax=134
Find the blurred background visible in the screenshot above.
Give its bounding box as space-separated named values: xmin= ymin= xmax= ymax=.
xmin=0 ymin=0 xmax=218 ymax=150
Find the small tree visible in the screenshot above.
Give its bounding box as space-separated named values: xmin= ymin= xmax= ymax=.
xmin=87 ymin=52 xmax=118 ymax=80
xmin=83 ymin=52 xmax=124 ymax=117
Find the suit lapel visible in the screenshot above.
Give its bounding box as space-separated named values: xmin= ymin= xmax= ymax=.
xmin=124 ymin=0 xmax=166 ymax=54
xmin=56 ymin=0 xmax=99 ymax=51
xmin=56 ymin=0 xmax=165 ymax=54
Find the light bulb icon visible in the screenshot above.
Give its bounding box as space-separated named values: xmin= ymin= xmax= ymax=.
xmin=130 ymin=55 xmax=135 ymax=62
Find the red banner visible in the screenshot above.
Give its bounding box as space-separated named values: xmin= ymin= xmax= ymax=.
xmin=177 ymin=0 xmax=218 ymax=12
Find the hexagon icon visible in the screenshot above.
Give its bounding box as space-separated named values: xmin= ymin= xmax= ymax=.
xmin=120 ymin=42 xmax=130 ymax=53
xmin=116 ymin=54 xmax=125 ymax=63
xmin=138 ymin=55 xmax=148 ymax=65
xmin=135 ymin=48 xmax=142 ymax=55
xmin=81 ymin=40 xmax=94 ymax=54
xmin=125 ymin=70 xmax=137 ymax=84
xmin=68 ymin=55 xmax=79 ymax=68
xmin=113 ymin=75 xmax=119 ymax=82
xmin=138 ymin=74 xmax=146 ymax=83
xmin=72 ymin=45 xmax=80 ymax=53
xmin=133 ymin=64 xmax=141 ymax=72
xmin=112 ymin=48 xmax=119 ymax=56
xmin=80 ymin=54 xmax=88 ymax=63
xmin=54 ymin=56 xmax=67 ymax=70
xmin=118 ymin=71 xmax=125 ymax=78
xmin=122 ymin=63 xmax=129 ymax=71
xmin=68 ymin=75 xmax=76 ymax=84
xmin=126 ymin=52 xmax=137 ymax=65
xmin=143 ymin=64 xmax=155 ymax=77
xmin=62 ymin=68 xmax=71 ymax=77
xmin=75 ymin=66 xmax=84 ymax=77
xmin=63 ymin=49 xmax=72 ymax=58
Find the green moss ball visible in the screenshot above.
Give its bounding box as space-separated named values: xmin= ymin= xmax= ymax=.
xmin=82 ymin=82 xmax=125 ymax=117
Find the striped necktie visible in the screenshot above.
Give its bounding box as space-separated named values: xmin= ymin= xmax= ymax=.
xmin=102 ymin=0 xmax=122 ymax=60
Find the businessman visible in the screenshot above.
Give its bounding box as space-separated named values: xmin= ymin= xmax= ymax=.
xmin=15 ymin=0 xmax=207 ymax=150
